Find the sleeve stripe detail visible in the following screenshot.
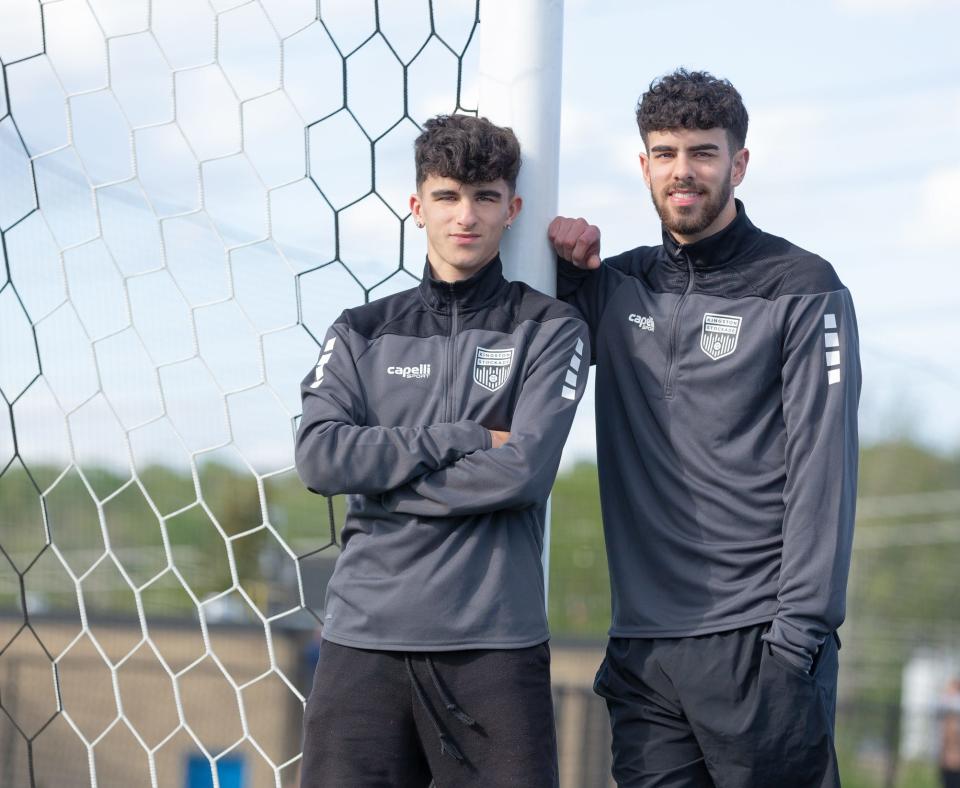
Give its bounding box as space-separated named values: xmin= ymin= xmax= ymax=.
xmin=561 ymin=335 xmax=587 ymax=400
xmin=310 ymin=343 xmax=336 ymax=388
xmin=823 ymin=315 xmax=841 ymax=386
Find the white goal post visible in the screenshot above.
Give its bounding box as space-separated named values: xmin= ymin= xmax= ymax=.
xmin=479 ymin=0 xmax=566 ymax=598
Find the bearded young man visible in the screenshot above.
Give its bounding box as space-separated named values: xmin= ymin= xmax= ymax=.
xmin=296 ymin=114 xmax=588 ymax=787
xmin=549 ymin=69 xmax=861 ymax=787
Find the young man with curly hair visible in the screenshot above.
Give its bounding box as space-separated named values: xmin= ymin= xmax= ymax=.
xmin=550 ymin=69 xmax=861 ymax=786
xmin=296 ymin=114 xmax=588 ymax=787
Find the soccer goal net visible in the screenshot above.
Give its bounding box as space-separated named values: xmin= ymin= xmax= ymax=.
xmin=0 ymin=1 xmax=561 ymax=785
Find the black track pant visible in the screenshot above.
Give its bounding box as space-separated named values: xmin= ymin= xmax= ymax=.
xmin=942 ymin=768 xmax=960 ymax=788
xmin=593 ymin=623 xmax=840 ymax=788
xmin=300 ymin=640 xmax=558 ymax=788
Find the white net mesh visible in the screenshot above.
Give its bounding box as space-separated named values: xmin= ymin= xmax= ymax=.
xmin=0 ymin=1 xmax=481 ymax=784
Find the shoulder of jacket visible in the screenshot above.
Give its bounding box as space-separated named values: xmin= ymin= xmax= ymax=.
xmin=605 ymin=245 xmax=660 ymax=276
xmin=512 ymin=281 xmax=588 ymax=328
xmin=335 ymin=285 xmax=424 ymax=340
xmin=735 ymin=232 xmax=845 ymax=299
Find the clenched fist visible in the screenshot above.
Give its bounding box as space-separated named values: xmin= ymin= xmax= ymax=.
xmin=548 ymin=216 xmax=602 ymax=270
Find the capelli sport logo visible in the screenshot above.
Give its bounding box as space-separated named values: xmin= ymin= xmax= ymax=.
xmin=628 ymin=313 xmax=655 ymax=332
xmin=387 ymin=364 xmax=431 ymax=380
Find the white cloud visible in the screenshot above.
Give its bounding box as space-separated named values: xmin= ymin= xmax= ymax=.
xmin=745 ymin=102 xmax=829 ymax=182
xmin=912 ymin=165 xmax=960 ymax=247
xmin=559 ymin=103 xmax=609 ymax=153
xmin=836 ymin=0 xmax=953 ymax=9
xmin=611 ymin=135 xmax=644 ymax=171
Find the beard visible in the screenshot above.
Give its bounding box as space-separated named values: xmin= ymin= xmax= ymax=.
xmin=651 ymin=173 xmax=733 ymax=239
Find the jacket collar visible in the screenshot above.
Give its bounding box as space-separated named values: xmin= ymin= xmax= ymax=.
xmin=661 ymin=199 xmax=760 ymax=270
xmin=418 ymin=254 xmax=507 ymax=311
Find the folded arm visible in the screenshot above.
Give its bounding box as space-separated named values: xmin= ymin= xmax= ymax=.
xmin=295 ymin=321 xmax=491 ymax=497
xmin=381 ymin=317 xmax=590 ymax=517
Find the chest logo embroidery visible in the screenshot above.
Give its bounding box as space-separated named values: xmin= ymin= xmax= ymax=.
xmin=628 ymin=313 xmax=655 ymax=332
xmin=473 ymin=346 xmax=514 ymax=392
xmin=700 ymin=313 xmax=743 ymax=361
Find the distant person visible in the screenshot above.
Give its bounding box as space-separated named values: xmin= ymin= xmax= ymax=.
xmin=296 ymin=114 xmax=588 ymax=787
xmin=549 ymin=68 xmax=861 ymax=786
xmin=940 ymin=678 xmax=960 ymax=788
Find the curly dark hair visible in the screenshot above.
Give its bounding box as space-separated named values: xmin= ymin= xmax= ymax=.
xmin=636 ymin=69 xmax=748 ymax=151
xmin=414 ymin=114 xmax=521 ymax=191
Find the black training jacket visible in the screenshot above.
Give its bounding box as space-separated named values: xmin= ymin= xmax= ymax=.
xmin=296 ymin=256 xmax=589 ymax=650
xmin=558 ymin=202 xmax=861 ymax=669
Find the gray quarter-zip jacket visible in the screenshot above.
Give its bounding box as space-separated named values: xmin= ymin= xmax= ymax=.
xmin=558 ymin=202 xmax=860 ymax=669
xmin=296 ymin=256 xmax=589 ymax=651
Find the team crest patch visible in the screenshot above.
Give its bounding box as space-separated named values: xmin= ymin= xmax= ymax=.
xmin=473 ymin=346 xmax=514 ymax=392
xmin=700 ymin=313 xmax=742 ymax=361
